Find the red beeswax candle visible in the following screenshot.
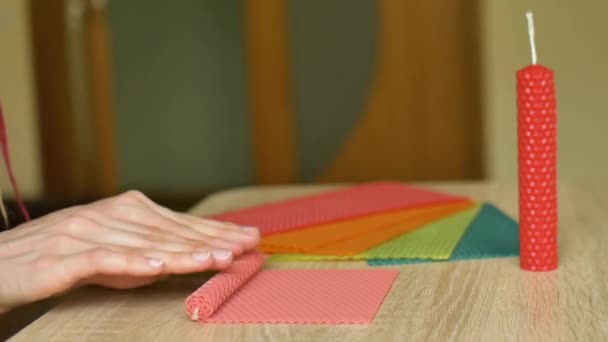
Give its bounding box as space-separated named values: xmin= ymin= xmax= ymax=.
xmin=517 ymin=12 xmax=558 ymax=271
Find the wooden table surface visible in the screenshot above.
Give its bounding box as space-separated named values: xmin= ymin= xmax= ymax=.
xmin=10 ymin=182 xmax=608 ymax=341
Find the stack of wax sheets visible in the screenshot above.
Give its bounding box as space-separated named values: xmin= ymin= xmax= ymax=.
xmin=209 ymin=182 xmax=519 ymax=265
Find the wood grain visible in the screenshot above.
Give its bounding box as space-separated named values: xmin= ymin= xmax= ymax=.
xmin=11 ymin=182 xmax=608 ymax=341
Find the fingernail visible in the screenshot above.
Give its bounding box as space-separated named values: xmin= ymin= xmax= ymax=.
xmin=212 ymin=249 xmax=232 ymax=260
xmin=147 ymin=258 xmax=164 ymax=268
xmin=241 ymin=226 xmax=260 ymax=235
xmin=193 ymin=251 xmax=211 ymax=262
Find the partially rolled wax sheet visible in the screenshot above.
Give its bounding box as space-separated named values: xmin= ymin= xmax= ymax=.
xmin=185 ymin=252 xmax=266 ymax=321
xmin=185 ymin=252 xmax=399 ymax=324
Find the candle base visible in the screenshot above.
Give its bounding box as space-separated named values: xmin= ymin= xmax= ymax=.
xmin=520 ymin=257 xmax=558 ymax=272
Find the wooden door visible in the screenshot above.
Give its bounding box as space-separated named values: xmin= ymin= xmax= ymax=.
xmin=244 ymin=0 xmax=484 ymax=183
xmin=29 ymin=0 xmax=484 ymax=199
xmin=29 ymin=0 xmax=117 ymax=199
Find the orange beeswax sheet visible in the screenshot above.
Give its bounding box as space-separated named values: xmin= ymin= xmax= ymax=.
xmin=260 ymin=200 xmax=474 ymax=255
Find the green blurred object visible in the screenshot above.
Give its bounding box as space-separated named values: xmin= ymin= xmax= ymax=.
xmin=109 ymin=1 xmax=253 ymax=192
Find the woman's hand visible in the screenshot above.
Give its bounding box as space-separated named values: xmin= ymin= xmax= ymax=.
xmin=0 ymin=190 xmax=260 ymax=313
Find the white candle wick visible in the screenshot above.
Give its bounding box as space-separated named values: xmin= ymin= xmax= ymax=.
xmin=526 ymin=11 xmax=537 ymax=65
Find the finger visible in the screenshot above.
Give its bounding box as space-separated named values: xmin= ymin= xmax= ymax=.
xmin=0 ymin=208 xmax=252 ymax=263
xmin=56 ymin=215 xmax=215 ymax=254
xmin=30 ymin=229 xmax=233 ymax=273
xmin=100 ymin=204 xmax=248 ymax=255
xmin=176 ymin=215 xmax=260 ymax=250
xmin=110 ymin=247 xmax=234 ymax=273
xmin=209 ymin=249 xmax=234 ymax=270
xmin=117 ymin=191 xmax=260 ymax=248
xmin=61 ymin=244 xmax=233 ymax=274
xmin=62 ymin=247 xmax=165 ymax=277
xmin=75 ymin=211 xmax=237 ymax=253
xmin=27 ymin=248 xmax=165 ymax=303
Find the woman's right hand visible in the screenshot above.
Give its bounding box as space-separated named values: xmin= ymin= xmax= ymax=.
xmin=0 ymin=190 xmax=260 ymax=313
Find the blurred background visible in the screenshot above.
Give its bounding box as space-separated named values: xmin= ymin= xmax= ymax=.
xmin=1 ymin=0 xmax=607 ymax=221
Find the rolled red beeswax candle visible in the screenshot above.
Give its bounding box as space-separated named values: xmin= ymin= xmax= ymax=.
xmin=517 ymin=12 xmax=558 ymax=271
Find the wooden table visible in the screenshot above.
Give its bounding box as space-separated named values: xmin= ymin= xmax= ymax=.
xmin=10 ymin=182 xmax=608 ymax=341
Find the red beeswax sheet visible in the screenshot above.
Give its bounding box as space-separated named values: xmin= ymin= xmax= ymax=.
xmin=185 ymin=252 xmax=399 ymax=324
xmin=210 ymin=182 xmax=468 ymax=236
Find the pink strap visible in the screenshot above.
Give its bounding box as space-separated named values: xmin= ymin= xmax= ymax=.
xmin=0 ymin=102 xmax=31 ymax=222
